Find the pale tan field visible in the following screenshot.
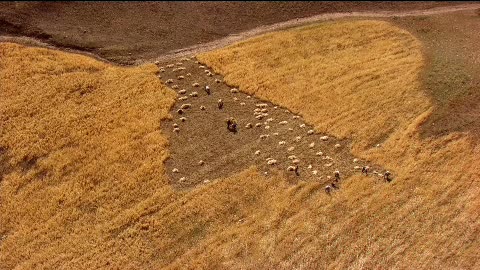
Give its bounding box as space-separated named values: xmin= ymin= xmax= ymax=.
xmin=1 ymin=19 xmax=479 ymax=269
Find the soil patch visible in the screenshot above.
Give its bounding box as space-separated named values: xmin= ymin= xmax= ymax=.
xmin=159 ymin=58 xmax=389 ymax=190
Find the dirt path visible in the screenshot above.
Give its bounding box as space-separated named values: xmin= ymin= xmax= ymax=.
xmin=146 ymin=3 xmax=480 ymax=64
xmin=1 ymin=3 xmax=479 ymax=67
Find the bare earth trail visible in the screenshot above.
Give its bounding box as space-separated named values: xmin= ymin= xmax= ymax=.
xmin=1 ymin=4 xmax=479 ymax=66
xmin=147 ymin=3 xmax=480 ymax=64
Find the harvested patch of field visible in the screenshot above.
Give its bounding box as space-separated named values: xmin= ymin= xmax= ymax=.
xmin=159 ymin=58 xmax=387 ymax=190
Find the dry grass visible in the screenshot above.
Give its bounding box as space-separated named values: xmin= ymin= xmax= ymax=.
xmin=1 ymin=19 xmax=480 ymax=269
xmin=196 ymin=20 xmax=480 ymax=268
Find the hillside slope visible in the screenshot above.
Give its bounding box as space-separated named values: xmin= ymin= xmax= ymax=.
xmin=1 ymin=18 xmax=480 ymax=270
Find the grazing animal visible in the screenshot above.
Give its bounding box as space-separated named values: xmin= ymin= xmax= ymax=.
xmin=334 ymin=170 xmax=340 ymax=181
xmin=325 ymin=185 xmax=332 ymax=194
xmin=288 ymin=165 xmax=299 ymax=176
xmin=205 ymin=85 xmax=211 ymax=95
xmin=218 ymin=99 xmax=224 ymax=109
xmin=226 ymin=117 xmax=238 ymax=133
xmin=362 ymin=166 xmax=370 ymax=175
xmin=384 ymin=171 xmax=391 ymax=182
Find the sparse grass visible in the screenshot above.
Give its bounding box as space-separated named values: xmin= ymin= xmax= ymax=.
xmin=1 ymin=19 xmax=480 ymax=269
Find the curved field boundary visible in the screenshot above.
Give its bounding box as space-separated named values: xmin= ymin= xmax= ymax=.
xmin=148 ymin=4 xmax=480 ymax=64
xmin=1 ymin=4 xmax=479 ymax=67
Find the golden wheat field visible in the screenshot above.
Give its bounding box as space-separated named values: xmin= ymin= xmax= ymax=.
xmin=1 ymin=19 xmax=479 ymax=270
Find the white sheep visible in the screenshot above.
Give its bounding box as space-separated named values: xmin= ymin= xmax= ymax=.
xmin=177 ymin=75 xmax=185 ymax=80
xmin=205 ymin=85 xmax=211 ymax=95
xmin=198 ymin=160 xmax=205 ymax=166
xmin=166 ymin=79 xmax=174 ymax=84
xmin=273 ymin=132 xmax=279 ymax=136
xmin=176 ymin=62 xmax=183 ymax=66
xmin=177 ymin=109 xmax=184 ymax=115
xmin=288 ymin=128 xmax=294 ymax=131
xmin=189 ymin=92 xmax=198 ymax=97
xmin=307 ymin=130 xmax=314 ymax=135
xmin=265 ymin=125 xmax=270 ymax=130
xmin=353 ymin=158 xmax=358 ymax=163
xmin=256 ymin=103 xmax=268 ymax=108
xmin=294 ymin=136 xmax=302 ymax=142
xmin=200 ymin=105 xmax=206 ymax=110
xmin=199 ymin=65 xmax=206 ymax=69
xmin=255 ymin=150 xmax=261 ymax=155
xmin=312 ymin=170 xmax=318 ymax=175
xmin=300 ymin=124 xmax=306 ymax=128
xmin=245 ymin=123 xmax=253 ymax=128
xmin=173 ymin=127 xmax=180 ymax=133
xmin=279 ymin=121 xmax=288 ymax=125
xmin=279 ymin=141 xmax=286 ymax=145
xmin=292 ymin=159 xmax=300 ymax=164
xmin=240 ymin=102 xmax=246 ymax=106
xmin=261 ymin=108 xmax=268 ymax=113
xmin=316 ymin=151 xmax=323 ymax=156
xmin=260 ymin=134 xmax=269 ymax=139
xmin=247 ymin=95 xmax=251 ymax=99
xmin=308 ymin=164 xmax=313 ymax=169
xmin=334 ymin=143 xmax=341 ymax=149
xmin=179 ymin=177 xmax=186 ymax=182
xmin=288 ymin=155 xmax=297 ymax=160
xmin=171 ymin=85 xmax=179 ymax=89
xmin=233 ymin=97 xmax=238 ymax=101
xmin=192 ymin=82 xmax=200 ymax=87
xmin=215 ymin=78 xmax=221 ymax=83
xmin=173 ymin=123 xmax=179 ymax=128
xmin=172 ymin=168 xmax=179 ymax=173
xmin=309 ymin=142 xmax=315 ymax=148
xmin=287 ymin=146 xmax=295 ymax=152
xmin=292 ymin=115 xmax=300 ymax=119
xmin=186 ymin=73 xmax=191 ymax=76
xmin=230 ymin=88 xmax=239 ymax=93
xmin=267 ymin=159 xmax=277 ymax=165
xmin=180 ymin=104 xmax=192 ymax=109
xmin=266 ymin=118 xmax=274 ymax=122
xmin=178 ymin=96 xmax=188 ymax=101
xmin=166 ymin=64 xmax=174 ymax=68
xmin=324 ymin=163 xmax=333 ymax=167
xmin=160 ymin=68 xmax=165 ymax=73
xmin=154 ymin=60 xmax=160 ymax=65
xmin=320 ymin=136 xmax=329 ymax=141
xmin=255 ymin=123 xmax=262 ymax=127
xmin=178 ymin=89 xmax=187 ymax=94
xmin=180 ymin=117 xmax=187 ymax=122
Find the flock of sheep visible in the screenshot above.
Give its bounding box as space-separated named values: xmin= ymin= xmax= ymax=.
xmin=155 ymin=57 xmax=392 ymax=193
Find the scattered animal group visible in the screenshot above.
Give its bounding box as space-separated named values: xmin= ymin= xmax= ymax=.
xmin=156 ymin=57 xmax=393 ymax=193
